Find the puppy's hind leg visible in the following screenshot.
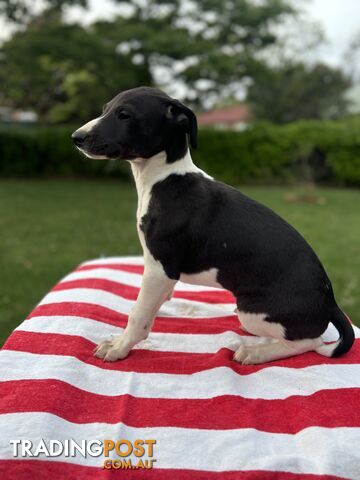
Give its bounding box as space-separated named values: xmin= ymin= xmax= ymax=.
xmin=234 ymin=336 xmax=323 ymax=365
xmin=95 ymin=260 xmax=176 ymax=362
xmin=233 ymin=311 xmax=323 ymax=365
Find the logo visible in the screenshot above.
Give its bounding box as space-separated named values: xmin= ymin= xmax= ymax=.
xmin=10 ymin=438 xmax=157 ymax=470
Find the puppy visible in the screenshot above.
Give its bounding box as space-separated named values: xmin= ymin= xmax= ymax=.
xmin=72 ymin=87 xmax=354 ymax=364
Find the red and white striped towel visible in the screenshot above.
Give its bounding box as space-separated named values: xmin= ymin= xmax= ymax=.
xmin=0 ymin=256 xmax=359 ymax=480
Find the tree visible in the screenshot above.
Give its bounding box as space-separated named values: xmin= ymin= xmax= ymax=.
xmin=0 ymin=0 xmax=301 ymax=118
xmin=0 ymin=0 xmax=87 ymax=23
xmin=247 ymin=62 xmax=351 ymax=123
xmin=90 ymin=0 xmax=298 ymax=107
xmin=1 ymin=0 xmax=349 ymax=122
xmin=0 ymin=11 xmax=151 ymax=122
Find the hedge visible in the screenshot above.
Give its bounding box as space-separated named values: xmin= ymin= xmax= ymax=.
xmin=0 ymin=125 xmax=129 ymax=179
xmin=194 ymin=117 xmax=360 ymax=186
xmin=0 ymin=117 xmax=359 ymax=185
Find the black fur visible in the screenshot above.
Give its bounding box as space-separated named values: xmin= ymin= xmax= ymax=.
xmin=141 ymin=172 xmax=348 ymax=343
xmin=72 ymin=87 xmax=355 ymax=356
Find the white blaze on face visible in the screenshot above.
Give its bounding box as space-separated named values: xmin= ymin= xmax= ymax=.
xmin=78 ymin=116 xmax=101 ymax=133
xmin=74 ymin=116 xmax=108 ymax=159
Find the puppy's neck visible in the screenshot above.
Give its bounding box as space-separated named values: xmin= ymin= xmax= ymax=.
xmin=130 ymin=149 xmax=210 ymax=226
xmin=130 ymin=149 xmax=201 ymax=196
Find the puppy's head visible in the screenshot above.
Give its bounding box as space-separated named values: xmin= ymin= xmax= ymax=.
xmin=71 ymin=87 xmax=197 ymax=163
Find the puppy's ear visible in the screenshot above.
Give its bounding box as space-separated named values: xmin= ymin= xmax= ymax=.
xmin=166 ymin=100 xmax=198 ymax=149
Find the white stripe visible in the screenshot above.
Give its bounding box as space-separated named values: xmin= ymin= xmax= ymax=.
xmin=38 ymin=288 xmax=235 ymax=318
xmin=0 ymin=411 xmax=358 ymax=478
xmin=19 ymin=315 xmax=358 ymax=354
xmin=1 ymin=350 xmax=359 ymax=400
xmin=80 ymin=256 xmax=144 ymax=266
xmin=58 ymin=270 xmax=360 ymax=339
xmin=17 ymin=316 xmax=268 ymax=353
xmin=62 ymin=267 xmax=225 ymax=293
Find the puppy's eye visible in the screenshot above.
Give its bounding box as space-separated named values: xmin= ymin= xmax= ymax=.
xmin=117 ymin=111 xmax=131 ymax=120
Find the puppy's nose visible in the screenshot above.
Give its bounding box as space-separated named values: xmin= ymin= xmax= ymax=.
xmin=71 ymin=130 xmax=87 ymax=147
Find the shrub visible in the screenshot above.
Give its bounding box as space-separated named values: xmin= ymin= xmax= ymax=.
xmin=0 ymin=124 xmax=130 ymax=179
xmin=0 ymin=117 xmax=359 ymax=185
xmin=194 ymin=117 xmax=360 ymax=186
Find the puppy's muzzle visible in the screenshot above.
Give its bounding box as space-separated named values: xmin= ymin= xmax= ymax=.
xmin=71 ymin=130 xmax=88 ymax=148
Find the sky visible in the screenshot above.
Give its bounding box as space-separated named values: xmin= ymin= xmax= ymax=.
xmin=305 ymin=0 xmax=360 ymax=66
xmin=1 ymin=0 xmax=359 ymax=68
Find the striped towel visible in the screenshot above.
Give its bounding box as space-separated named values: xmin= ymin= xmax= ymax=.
xmin=0 ymin=256 xmax=359 ymax=480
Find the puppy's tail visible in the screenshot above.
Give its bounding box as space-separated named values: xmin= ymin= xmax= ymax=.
xmin=316 ymin=307 xmax=355 ymax=357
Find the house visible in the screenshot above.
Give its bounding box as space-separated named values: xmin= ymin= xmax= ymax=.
xmin=0 ymin=106 xmax=38 ymax=123
xmin=197 ymin=104 xmax=251 ymax=130
xmin=11 ymin=110 xmax=38 ymax=123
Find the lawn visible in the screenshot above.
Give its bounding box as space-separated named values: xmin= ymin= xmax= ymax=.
xmin=0 ymin=179 xmax=358 ymax=345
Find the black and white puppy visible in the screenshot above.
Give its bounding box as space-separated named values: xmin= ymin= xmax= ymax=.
xmin=72 ymin=86 xmax=354 ymax=364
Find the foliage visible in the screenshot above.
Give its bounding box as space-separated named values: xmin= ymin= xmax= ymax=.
xmin=0 ymin=0 xmax=87 ymax=23
xmin=96 ymin=0 xmax=297 ymax=106
xmin=0 ymin=124 xmax=130 ymax=178
xmin=194 ymin=118 xmax=360 ymax=186
xmin=0 ymin=0 xmax=352 ymax=122
xmin=0 ymin=11 xmax=151 ymax=122
xmin=0 ymin=0 xmax=301 ymax=119
xmin=0 ymin=117 xmax=359 ymax=186
xmin=247 ymin=62 xmax=351 ymax=123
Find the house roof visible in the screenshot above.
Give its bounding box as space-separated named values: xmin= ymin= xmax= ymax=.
xmin=198 ymin=104 xmax=251 ymax=126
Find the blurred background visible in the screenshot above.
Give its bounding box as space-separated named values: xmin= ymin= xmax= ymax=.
xmin=0 ymin=0 xmax=359 ymax=343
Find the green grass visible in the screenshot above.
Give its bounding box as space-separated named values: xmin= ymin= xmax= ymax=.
xmin=0 ymin=179 xmax=359 ymax=346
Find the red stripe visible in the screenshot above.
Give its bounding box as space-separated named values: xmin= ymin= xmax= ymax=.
xmin=77 ymin=263 xmax=144 ymax=274
xmin=4 ymin=331 xmax=360 ymax=375
xmin=26 ymin=302 xmax=242 ymax=335
xmin=53 ymin=278 xmax=236 ymax=304
xmin=0 ymin=459 xmax=346 ymax=480
xmin=0 ymin=379 xmax=358 ymax=433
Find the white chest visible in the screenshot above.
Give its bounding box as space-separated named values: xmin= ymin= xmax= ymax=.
xmin=130 ymin=149 xmax=212 ymax=260
xmin=180 ymin=269 xmax=222 ymax=288
xmin=135 ymin=184 xmax=152 ymax=250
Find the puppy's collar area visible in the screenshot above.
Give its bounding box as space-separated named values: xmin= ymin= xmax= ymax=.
xmin=130 ymin=149 xmax=210 ymax=193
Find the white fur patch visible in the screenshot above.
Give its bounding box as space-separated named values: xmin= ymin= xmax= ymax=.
xmin=315 ymin=340 xmax=341 ymax=357
xmin=237 ymin=311 xmax=286 ymax=339
xmin=180 ymin=269 xmax=222 ymax=289
xmin=74 ymin=116 xmax=108 ymax=159
xmin=78 ymin=117 xmax=101 ymax=133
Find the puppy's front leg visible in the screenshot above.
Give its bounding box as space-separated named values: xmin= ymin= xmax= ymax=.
xmin=95 ymin=262 xmax=176 ymax=362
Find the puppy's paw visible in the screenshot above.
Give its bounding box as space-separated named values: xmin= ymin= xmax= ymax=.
xmin=103 ymin=346 xmax=129 ymax=362
xmin=94 ymin=340 xmax=112 ymax=359
xmin=233 ymin=345 xmax=261 ymax=365
xmin=94 ymin=338 xmax=130 ymax=362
